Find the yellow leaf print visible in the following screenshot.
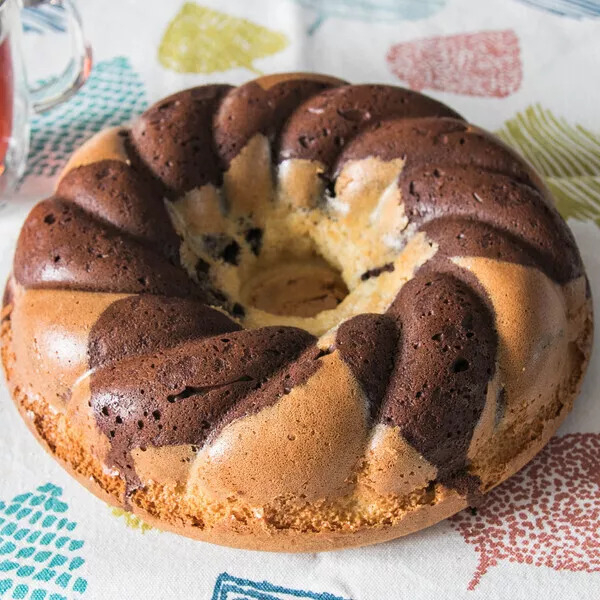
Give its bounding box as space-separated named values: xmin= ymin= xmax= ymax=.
xmin=111 ymin=507 xmax=154 ymax=534
xmin=158 ymin=3 xmax=288 ymax=74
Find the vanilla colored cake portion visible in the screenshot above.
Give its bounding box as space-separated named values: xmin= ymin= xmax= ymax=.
xmin=1 ymin=73 xmax=592 ymax=551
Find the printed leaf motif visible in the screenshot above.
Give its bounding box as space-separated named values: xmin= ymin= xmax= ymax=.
xmin=514 ymin=0 xmax=600 ymax=19
xmin=547 ymin=177 xmax=600 ymax=227
xmin=212 ymin=572 xmax=350 ymax=600
xmin=496 ymin=104 xmax=600 ymax=228
xmin=496 ymin=104 xmax=600 ymax=178
xmin=21 ymin=3 xmax=68 ymax=34
xmin=386 ymin=30 xmax=522 ymax=98
xmin=293 ymin=0 xmax=446 ymax=35
xmin=110 ymin=508 xmax=153 ymax=534
xmin=158 ymin=3 xmax=288 ymax=74
xmin=0 ymin=483 xmax=88 ymax=599
xmin=26 ymin=57 xmax=147 ymax=179
xmin=451 ymin=434 xmax=600 ymax=589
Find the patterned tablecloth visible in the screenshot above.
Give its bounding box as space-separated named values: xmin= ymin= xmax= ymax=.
xmin=1 ymin=0 xmax=599 ymax=598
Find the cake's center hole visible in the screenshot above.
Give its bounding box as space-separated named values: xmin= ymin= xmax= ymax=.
xmin=241 ymin=257 xmax=349 ymax=318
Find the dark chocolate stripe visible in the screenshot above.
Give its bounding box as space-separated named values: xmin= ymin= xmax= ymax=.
xmin=421 ymin=217 xmax=545 ymax=271
xmin=58 ymin=160 xmax=180 ymax=263
xmin=361 ymin=263 xmax=395 ymax=281
xmin=332 ymin=117 xmax=538 ymax=185
xmin=89 ymin=326 xmax=316 ymax=492
xmin=88 ymin=295 xmax=241 ymax=369
xmin=214 ymin=78 xmax=342 ymax=168
xmin=335 ymin=313 xmax=399 ymax=420
xmin=212 ymin=343 xmax=323 ymax=441
xmin=330 ymin=114 xmax=581 ymax=283
xmin=401 ymin=165 xmax=582 ymax=283
xmin=278 ymin=85 xmax=463 ymax=170
xmin=129 ymin=85 xmax=232 ymax=197
xmin=382 ymin=267 xmax=497 ymax=487
xmin=13 ymin=198 xmax=200 ymax=297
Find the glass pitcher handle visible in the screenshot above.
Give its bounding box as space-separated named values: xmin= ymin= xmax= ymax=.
xmin=21 ymin=0 xmax=92 ymax=113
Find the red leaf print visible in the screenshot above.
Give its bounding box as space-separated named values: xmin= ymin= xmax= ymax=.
xmin=386 ymin=30 xmax=522 ymax=98
xmin=451 ymin=433 xmax=600 ymax=589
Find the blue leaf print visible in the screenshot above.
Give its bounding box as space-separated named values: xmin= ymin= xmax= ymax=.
xmin=212 ymin=572 xmax=349 ymax=600
xmin=514 ymin=0 xmax=600 ymax=18
xmin=292 ymin=0 xmax=446 ymax=35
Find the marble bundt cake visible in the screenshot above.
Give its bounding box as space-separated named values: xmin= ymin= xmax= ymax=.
xmin=1 ymin=73 xmax=592 ymax=551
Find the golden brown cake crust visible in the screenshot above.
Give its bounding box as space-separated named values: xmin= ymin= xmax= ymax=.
xmin=2 ymin=72 xmax=594 ymax=551
xmin=1 ymin=300 xmax=592 ymax=551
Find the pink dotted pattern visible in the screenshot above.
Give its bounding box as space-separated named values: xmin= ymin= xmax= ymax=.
xmin=451 ymin=433 xmax=600 ymax=589
xmin=386 ymin=30 xmax=522 ymax=98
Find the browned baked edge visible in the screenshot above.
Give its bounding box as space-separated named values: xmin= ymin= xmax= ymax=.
xmin=2 ymin=296 xmax=593 ymax=552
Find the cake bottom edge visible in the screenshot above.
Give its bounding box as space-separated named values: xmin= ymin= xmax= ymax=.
xmin=0 ymin=302 xmax=593 ymax=553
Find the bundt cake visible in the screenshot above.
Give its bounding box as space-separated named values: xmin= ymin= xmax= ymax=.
xmin=1 ymin=73 xmax=593 ymax=551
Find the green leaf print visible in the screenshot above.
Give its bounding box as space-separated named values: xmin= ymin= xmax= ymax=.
xmin=547 ymin=176 xmax=600 ymax=228
xmin=158 ymin=3 xmax=288 ymax=74
xmin=496 ymin=104 xmax=600 ymax=228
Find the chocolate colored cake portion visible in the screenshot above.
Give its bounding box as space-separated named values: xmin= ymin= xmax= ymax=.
xmin=278 ymin=85 xmax=463 ymax=168
xmin=13 ymin=197 xmax=197 ymax=297
xmin=90 ymin=327 xmax=316 ymax=491
xmin=57 ymin=160 xmax=181 ymax=262
xmin=3 ymin=73 xmax=591 ymax=552
xmin=130 ymin=85 xmax=232 ymax=196
xmin=383 ymin=268 xmax=497 ymax=486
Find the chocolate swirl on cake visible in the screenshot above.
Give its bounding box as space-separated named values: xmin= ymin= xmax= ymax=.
xmin=4 ymin=73 xmax=590 ymax=544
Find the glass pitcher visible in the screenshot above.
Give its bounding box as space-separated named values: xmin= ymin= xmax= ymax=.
xmin=0 ymin=0 xmax=91 ymax=195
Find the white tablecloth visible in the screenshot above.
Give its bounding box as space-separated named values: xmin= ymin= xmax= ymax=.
xmin=1 ymin=1 xmax=599 ymax=598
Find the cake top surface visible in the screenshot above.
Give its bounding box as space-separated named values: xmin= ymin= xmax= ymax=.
xmin=9 ymin=73 xmax=586 ymax=501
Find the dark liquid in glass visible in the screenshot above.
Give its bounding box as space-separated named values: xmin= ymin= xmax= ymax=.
xmin=0 ymin=36 xmax=13 ymax=175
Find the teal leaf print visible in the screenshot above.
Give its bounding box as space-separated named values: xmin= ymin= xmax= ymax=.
xmin=26 ymin=56 xmax=147 ymax=179
xmin=496 ymin=104 xmax=600 ymax=228
xmin=0 ymin=483 xmax=88 ymax=599
xmin=293 ymin=0 xmax=446 ymax=35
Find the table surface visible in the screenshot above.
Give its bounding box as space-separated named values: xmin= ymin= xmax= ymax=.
xmin=1 ymin=1 xmax=599 ymax=599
